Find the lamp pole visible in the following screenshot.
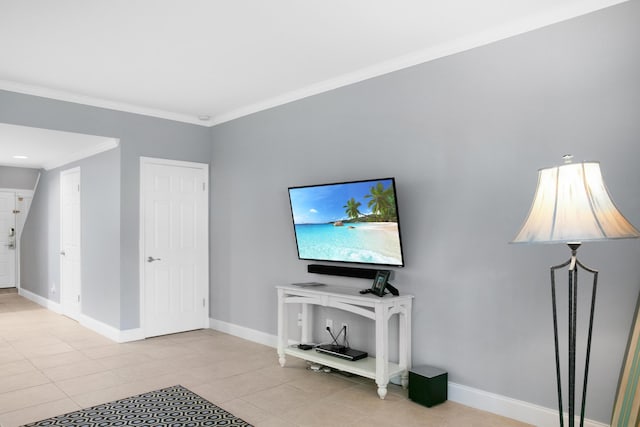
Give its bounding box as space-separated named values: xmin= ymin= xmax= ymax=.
xmin=550 ymin=244 xmax=598 ymax=427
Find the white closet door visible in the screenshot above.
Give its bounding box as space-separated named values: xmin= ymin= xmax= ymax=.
xmin=140 ymin=157 xmax=208 ymax=338
xmin=60 ymin=168 xmax=81 ymax=319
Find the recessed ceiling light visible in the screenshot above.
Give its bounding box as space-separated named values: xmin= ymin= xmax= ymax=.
xmin=12 ymin=155 xmax=28 ymax=159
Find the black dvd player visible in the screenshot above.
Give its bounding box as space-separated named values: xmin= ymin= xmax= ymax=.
xmin=315 ymin=344 xmax=368 ymax=361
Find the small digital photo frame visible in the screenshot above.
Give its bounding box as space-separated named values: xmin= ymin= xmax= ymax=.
xmin=371 ymin=270 xmax=391 ymax=297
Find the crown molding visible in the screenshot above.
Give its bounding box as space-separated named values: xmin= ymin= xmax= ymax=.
xmin=0 ymin=80 xmax=212 ymax=127
xmin=43 ymin=138 xmax=120 ymax=171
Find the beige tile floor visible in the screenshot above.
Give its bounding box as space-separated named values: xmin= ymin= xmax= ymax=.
xmin=0 ymin=289 xmax=531 ymax=427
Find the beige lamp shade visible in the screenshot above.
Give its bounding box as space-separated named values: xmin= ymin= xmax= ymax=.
xmin=512 ymin=161 xmax=640 ymax=243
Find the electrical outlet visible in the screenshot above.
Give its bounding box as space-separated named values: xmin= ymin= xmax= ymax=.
xmin=297 ymin=313 xmax=302 ymax=327
xmin=326 ymin=319 xmax=333 ymax=329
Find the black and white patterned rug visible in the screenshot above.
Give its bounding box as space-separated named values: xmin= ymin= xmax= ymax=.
xmin=23 ymin=385 xmax=253 ymax=426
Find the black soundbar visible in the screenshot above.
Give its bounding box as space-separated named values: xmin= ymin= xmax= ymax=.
xmin=307 ymin=264 xmax=382 ymax=279
xmin=308 ymin=264 xmax=400 ymax=296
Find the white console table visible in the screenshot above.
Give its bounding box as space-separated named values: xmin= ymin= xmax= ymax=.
xmin=276 ymin=284 xmax=413 ymax=399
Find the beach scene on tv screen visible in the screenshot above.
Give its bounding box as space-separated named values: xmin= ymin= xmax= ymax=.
xmin=289 ymin=179 xmax=403 ymax=266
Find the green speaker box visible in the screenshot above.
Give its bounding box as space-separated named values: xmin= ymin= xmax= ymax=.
xmin=408 ymin=365 xmax=448 ymax=407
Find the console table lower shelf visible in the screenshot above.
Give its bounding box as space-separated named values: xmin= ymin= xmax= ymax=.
xmin=283 ymin=346 xmax=407 ymax=385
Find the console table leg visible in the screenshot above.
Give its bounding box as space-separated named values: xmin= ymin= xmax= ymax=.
xmin=277 ymin=288 xmax=287 ymax=368
xmin=300 ymin=303 xmax=312 ymax=344
xmin=376 ymin=383 xmax=388 ymax=399
xmin=398 ymin=301 xmax=412 ymax=390
xmin=374 ymin=305 xmax=389 ymax=400
xmin=401 ymin=371 xmax=409 ymax=389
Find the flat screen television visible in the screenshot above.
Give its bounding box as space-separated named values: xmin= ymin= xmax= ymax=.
xmin=288 ymin=177 xmax=405 ymax=267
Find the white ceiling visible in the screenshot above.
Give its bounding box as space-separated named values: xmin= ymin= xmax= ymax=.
xmin=0 ymin=123 xmax=118 ymax=170
xmin=0 ymin=0 xmax=628 ymax=168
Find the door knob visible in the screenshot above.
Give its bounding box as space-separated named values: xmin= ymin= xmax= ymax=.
xmin=60 ymin=251 xmax=66 ymax=256
xmin=147 ymin=256 xmax=161 ymax=263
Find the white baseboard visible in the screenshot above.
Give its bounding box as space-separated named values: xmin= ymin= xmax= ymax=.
xmin=208 ymin=317 xmax=609 ymax=427
xmin=209 ymin=317 xmax=278 ymax=348
xmin=448 ymin=382 xmax=608 ymax=427
xmin=117 ymin=328 xmax=146 ymax=343
xmin=19 ymin=288 xmax=62 ymax=313
xmin=18 ymin=288 xmax=144 ymax=343
xmin=77 ymin=313 xmax=144 ymax=343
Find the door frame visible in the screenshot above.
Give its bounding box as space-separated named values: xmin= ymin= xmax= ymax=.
xmin=59 ymin=167 xmax=81 ymax=319
xmin=138 ymin=156 xmax=209 ymax=337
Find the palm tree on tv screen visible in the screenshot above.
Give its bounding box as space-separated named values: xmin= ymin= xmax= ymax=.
xmin=343 ymin=197 xmax=362 ymax=219
xmin=365 ymin=182 xmax=395 ymax=221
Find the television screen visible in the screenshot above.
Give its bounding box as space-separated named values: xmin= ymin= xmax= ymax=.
xmin=288 ymin=178 xmax=405 ymax=267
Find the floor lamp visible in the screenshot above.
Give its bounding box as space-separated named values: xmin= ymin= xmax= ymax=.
xmin=512 ymin=156 xmax=640 ymax=427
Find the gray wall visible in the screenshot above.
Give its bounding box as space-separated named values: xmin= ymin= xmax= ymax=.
xmin=20 ymin=148 xmax=121 ymax=327
xmin=209 ymin=2 xmax=640 ymax=423
xmin=19 ymin=168 xmax=56 ymax=300
xmin=1 ymin=91 xmax=211 ymax=329
xmin=0 ymin=165 xmax=39 ymax=189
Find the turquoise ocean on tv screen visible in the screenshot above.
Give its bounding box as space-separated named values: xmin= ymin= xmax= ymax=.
xmin=294 ymin=223 xmax=402 ymax=266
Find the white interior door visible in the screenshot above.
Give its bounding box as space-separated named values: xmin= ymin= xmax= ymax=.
xmin=60 ymin=168 xmax=81 ymax=319
xmin=141 ymin=157 xmax=208 ymax=338
xmin=0 ymin=191 xmax=16 ymax=288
